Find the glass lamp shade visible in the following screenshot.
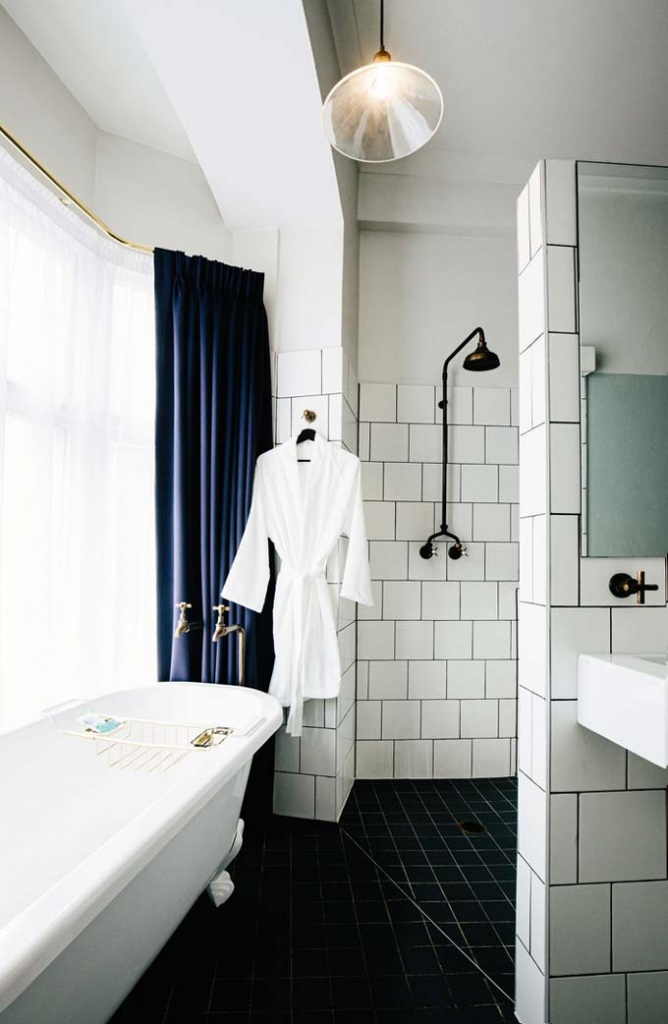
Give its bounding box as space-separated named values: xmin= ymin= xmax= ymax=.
xmin=322 ymin=60 xmax=444 ymax=163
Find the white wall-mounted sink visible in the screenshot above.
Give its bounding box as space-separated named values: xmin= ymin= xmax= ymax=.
xmin=578 ymin=654 xmax=668 ymax=768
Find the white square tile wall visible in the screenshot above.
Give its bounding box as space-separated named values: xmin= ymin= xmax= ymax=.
xmin=627 ymin=972 xmax=668 ymax=1024
xmin=578 ymin=790 xmax=667 ymax=883
xmin=357 ymin=381 xmax=518 ymax=780
xmin=612 ymin=881 xmax=668 ymax=973
xmin=550 ymin=975 xmax=625 ymax=1024
xmin=397 ymin=384 xmax=435 ymax=423
xmin=408 ymin=661 xmax=447 ymax=699
xmin=272 ymin=347 xmax=359 ymax=824
xmin=550 ymin=884 xmax=611 ymax=976
xmin=394 ymin=739 xmax=433 ymax=778
xmin=515 ymin=159 xmax=668 ymax=1024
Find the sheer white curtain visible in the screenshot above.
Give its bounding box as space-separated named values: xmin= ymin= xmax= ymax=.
xmin=0 ymin=148 xmax=156 ymax=731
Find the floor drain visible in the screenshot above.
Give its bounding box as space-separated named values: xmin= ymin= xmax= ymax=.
xmin=457 ymin=820 xmax=486 ymax=835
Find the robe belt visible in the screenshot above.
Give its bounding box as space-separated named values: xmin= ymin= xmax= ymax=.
xmin=279 ymin=566 xmax=326 ymax=736
xmin=279 ymin=567 xmax=326 ymax=581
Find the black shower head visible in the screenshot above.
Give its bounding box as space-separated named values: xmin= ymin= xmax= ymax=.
xmin=463 ymin=338 xmax=501 ymax=372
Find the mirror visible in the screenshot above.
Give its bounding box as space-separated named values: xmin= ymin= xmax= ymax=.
xmin=577 ymin=161 xmax=668 ymax=557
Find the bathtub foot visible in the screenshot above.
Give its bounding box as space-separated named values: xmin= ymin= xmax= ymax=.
xmin=206 ymin=819 xmax=245 ymax=907
xmin=222 ymin=818 xmax=244 ymax=869
xmin=207 ymin=868 xmax=234 ymax=907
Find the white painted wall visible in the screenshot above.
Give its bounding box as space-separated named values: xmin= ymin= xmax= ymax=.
xmin=302 ymin=0 xmax=360 ymax=367
xmin=340 ymin=200 xmax=360 ymax=365
xmin=95 ymin=131 xmax=231 ymax=261
xmin=2 ymin=0 xmax=196 ymax=162
xmin=233 ymin=223 xmax=346 ymax=355
xmin=359 ymin=173 xmax=521 ymax=238
xmin=359 ymin=230 xmax=519 ymax=389
xmin=0 ymin=5 xmax=97 ymax=203
xmin=0 ymin=6 xmax=231 ymax=260
xmin=274 ymin=225 xmax=343 ymax=352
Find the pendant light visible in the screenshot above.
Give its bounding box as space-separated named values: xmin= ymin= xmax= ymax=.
xmin=322 ymin=0 xmax=444 ymax=163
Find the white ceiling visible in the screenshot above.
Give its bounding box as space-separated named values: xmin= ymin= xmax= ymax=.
xmin=327 ymin=0 xmax=668 ymax=181
xmin=1 ymin=0 xmax=196 ymax=162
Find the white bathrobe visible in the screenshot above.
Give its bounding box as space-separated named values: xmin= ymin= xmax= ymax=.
xmin=222 ymin=431 xmax=372 ymax=735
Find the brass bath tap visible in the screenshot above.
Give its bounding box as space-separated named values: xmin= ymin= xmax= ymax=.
xmin=175 ymin=602 xmax=192 ymax=637
xmin=213 ymin=604 xmax=246 ymax=686
xmin=175 ymin=601 xmax=202 ymax=637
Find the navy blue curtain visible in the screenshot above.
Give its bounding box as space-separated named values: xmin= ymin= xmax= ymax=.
xmin=154 ymin=248 xmax=274 ymax=692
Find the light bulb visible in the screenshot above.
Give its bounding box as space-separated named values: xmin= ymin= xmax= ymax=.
xmin=369 ymin=64 xmax=393 ymax=100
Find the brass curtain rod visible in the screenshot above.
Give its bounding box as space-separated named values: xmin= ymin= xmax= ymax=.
xmin=0 ymin=121 xmax=154 ymax=255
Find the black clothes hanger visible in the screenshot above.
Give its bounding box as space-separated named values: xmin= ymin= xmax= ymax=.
xmin=296 ymin=410 xmax=317 ymax=461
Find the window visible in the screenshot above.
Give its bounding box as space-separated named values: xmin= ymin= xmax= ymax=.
xmin=0 ymin=148 xmax=156 ymax=731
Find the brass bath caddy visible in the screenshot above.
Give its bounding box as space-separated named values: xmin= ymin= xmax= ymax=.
xmin=44 ymin=700 xmax=233 ymax=774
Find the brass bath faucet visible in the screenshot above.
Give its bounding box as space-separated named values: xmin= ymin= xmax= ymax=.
xmin=174 ymin=601 xmax=246 ymax=686
xmin=213 ymin=604 xmax=246 ymax=687
xmin=175 ymin=601 xmax=195 ymax=637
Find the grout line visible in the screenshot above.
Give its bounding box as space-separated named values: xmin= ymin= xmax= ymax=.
xmin=341 ymin=815 xmax=514 ymax=1004
xmin=609 ymin=883 xmax=613 ymax=974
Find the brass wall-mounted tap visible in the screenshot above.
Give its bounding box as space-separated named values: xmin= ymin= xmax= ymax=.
xmin=174 ymin=601 xmax=203 ymax=637
xmin=213 ymin=604 xmax=246 ymax=686
xmin=174 ymin=602 xmax=245 ymax=686
xmin=175 ymin=602 xmax=192 ymax=637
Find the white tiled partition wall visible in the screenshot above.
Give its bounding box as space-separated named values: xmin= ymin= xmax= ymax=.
xmin=515 ymin=160 xmax=668 ymax=1024
xmin=270 ymin=346 xmax=359 ymax=822
xmin=355 ymin=380 xmax=519 ymax=780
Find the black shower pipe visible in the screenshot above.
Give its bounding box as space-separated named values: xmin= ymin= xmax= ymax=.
xmin=419 ymin=326 xmax=487 ymax=560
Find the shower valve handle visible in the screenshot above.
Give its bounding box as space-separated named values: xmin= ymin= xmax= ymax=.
xmin=609 ymin=571 xmax=658 ymax=605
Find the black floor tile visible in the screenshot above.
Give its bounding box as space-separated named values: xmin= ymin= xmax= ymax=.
xmin=327 ymin=946 xmax=366 ymax=977
xmin=110 ymin=778 xmax=517 ymax=1023
xmin=330 ymin=976 xmax=373 ymax=1010
xmin=368 ymin=974 xmax=414 ymax=1009
xmin=293 ymin=977 xmax=333 ymax=1012
xmin=169 ymin=975 xmax=215 ymax=1013
xmin=294 ymin=947 xmax=329 ymax=978
xmin=331 ymin=1013 xmax=375 ymax=1024
xmin=400 ymin=944 xmax=442 ymax=975
xmin=118 ymin=1015 xmax=166 ymax=1024
xmin=208 ymin=978 xmax=251 ymax=1012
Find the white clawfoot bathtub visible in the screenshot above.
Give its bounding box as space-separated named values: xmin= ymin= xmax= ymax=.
xmin=0 ymin=682 xmax=282 ymax=1024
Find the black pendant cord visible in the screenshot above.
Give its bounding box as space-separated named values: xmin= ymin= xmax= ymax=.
xmin=380 ymin=0 xmax=385 ymax=50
